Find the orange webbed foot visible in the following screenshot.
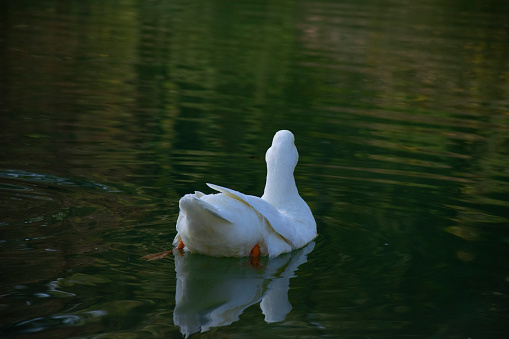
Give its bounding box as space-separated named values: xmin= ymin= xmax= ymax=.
xmin=177 ymin=240 xmax=185 ymax=249
xmin=176 ymin=240 xmax=185 ymax=256
xmin=250 ymin=244 xmax=261 ymax=267
xmin=250 ymin=244 xmax=261 ymax=257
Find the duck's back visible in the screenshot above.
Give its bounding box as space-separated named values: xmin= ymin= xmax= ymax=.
xmin=176 ymin=192 xmax=291 ymax=257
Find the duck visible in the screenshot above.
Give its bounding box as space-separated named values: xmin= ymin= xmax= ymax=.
xmin=172 ymin=130 xmax=317 ymax=258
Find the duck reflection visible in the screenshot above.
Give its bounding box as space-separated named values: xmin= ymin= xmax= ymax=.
xmin=173 ymin=242 xmax=315 ymax=337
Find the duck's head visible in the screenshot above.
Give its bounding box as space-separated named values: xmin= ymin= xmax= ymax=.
xmin=265 ymin=130 xmax=299 ymax=172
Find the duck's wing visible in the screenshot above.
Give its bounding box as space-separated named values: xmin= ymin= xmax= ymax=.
xmin=206 ymin=183 xmax=296 ymax=246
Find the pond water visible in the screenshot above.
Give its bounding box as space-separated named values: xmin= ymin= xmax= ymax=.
xmin=1 ymin=0 xmax=509 ymax=338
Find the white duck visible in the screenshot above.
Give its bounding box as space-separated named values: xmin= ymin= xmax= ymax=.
xmin=173 ymin=130 xmax=317 ymax=257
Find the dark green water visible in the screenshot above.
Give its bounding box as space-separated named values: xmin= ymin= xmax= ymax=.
xmin=1 ymin=0 xmax=509 ymax=337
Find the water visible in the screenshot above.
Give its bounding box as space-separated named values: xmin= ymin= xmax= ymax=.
xmin=1 ymin=0 xmax=509 ymax=337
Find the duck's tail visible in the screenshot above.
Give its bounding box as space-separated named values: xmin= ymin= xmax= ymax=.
xmin=174 ymin=193 xmax=233 ymax=248
xmin=179 ymin=194 xmax=225 ymax=220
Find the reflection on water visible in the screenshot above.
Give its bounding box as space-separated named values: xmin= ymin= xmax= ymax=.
xmin=174 ymin=243 xmax=314 ymax=337
xmin=1 ymin=0 xmax=509 ymax=337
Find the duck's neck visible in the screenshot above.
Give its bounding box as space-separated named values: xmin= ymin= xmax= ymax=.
xmin=262 ymin=166 xmax=300 ymax=207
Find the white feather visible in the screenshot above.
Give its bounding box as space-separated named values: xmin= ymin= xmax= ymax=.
xmin=173 ymin=130 xmax=317 ymax=257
